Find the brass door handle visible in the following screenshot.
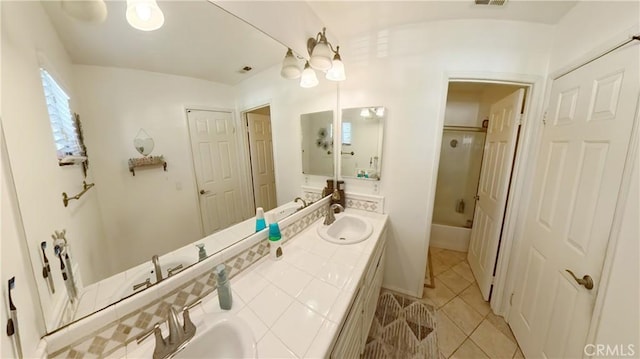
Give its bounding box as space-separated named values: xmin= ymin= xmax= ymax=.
xmin=565 ymin=269 xmax=594 ymax=290
xmin=199 ymin=190 xmax=210 ymax=195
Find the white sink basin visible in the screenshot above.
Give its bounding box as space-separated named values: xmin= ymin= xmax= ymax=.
xmin=317 ymin=214 xmax=373 ymax=244
xmin=175 ymin=314 xmax=256 ymax=358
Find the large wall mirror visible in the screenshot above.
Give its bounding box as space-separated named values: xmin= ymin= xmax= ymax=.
xmin=1 ymin=0 xmax=319 ymax=333
xmin=301 ymin=110 xmax=335 ymax=177
xmin=340 ymin=107 xmax=386 ymax=180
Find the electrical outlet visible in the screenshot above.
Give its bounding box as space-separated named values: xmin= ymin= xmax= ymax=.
xmin=373 ymin=183 xmax=379 ymax=194
xmin=304 ymin=176 xmax=309 ymax=185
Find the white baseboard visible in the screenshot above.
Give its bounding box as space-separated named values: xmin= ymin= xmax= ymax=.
xmin=429 ymin=224 xmax=470 ymax=252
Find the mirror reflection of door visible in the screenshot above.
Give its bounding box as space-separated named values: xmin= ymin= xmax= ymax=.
xmin=246 ymin=106 xmax=276 ymax=211
xmin=187 ymin=109 xmax=244 ymax=235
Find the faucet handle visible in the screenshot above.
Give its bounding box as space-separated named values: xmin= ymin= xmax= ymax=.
xmin=330 ymin=203 xmax=345 ymax=212
xmin=136 ymin=323 xmax=163 ymax=345
xmin=167 ymin=264 xmax=184 ymax=277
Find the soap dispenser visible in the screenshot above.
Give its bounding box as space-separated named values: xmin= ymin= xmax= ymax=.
xmin=267 ymin=214 xmax=283 ymax=261
xmin=215 ymin=264 xmax=232 ymax=310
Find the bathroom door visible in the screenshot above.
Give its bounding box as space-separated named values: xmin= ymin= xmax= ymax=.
xmin=509 ymin=42 xmax=638 ymax=357
xmin=467 ymin=88 xmax=525 ymax=300
xmin=187 ymin=109 xmax=244 ymax=235
xmin=246 ymin=112 xmax=276 ymax=211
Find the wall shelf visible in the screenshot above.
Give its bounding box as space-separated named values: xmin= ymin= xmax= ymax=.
xmin=128 ymin=155 xmax=167 ymax=176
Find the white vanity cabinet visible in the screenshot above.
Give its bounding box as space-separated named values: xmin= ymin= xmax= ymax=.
xmin=331 ymin=228 xmax=387 ymax=359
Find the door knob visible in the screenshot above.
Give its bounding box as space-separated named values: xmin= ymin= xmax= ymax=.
xmin=199 ymin=190 xmax=210 ymax=195
xmin=565 ymin=269 xmax=594 ymax=290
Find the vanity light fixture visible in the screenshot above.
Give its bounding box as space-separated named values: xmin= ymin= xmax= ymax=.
xmin=280 ymin=49 xmax=301 ymax=79
xmin=300 ymin=61 xmax=319 ymax=88
xmin=279 ymin=27 xmax=346 ymax=88
xmin=126 ymin=0 xmax=164 ymax=31
xmin=360 ymin=107 xmax=386 ymax=118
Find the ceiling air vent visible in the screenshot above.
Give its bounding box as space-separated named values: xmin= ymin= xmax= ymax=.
xmin=475 ymin=0 xmax=507 ymax=5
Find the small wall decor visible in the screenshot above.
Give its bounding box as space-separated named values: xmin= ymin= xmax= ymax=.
xmin=128 ymin=155 xmax=167 ymax=176
xmin=133 ymin=129 xmax=154 ymax=156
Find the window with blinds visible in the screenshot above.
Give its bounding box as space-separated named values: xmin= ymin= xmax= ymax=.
xmin=40 ymin=68 xmax=82 ymax=162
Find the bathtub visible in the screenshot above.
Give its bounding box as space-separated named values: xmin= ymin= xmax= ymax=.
xmin=429 ymin=223 xmax=470 ymax=252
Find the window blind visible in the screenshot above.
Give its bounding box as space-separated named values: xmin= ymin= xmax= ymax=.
xmin=40 ymin=68 xmax=81 ymax=158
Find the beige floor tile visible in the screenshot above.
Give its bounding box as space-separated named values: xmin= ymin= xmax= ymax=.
xmin=435 ymin=250 xmax=465 ymax=268
xmin=436 ymin=310 xmax=467 ymax=358
xmin=437 ymin=269 xmax=472 ymax=294
xmin=442 ymin=297 xmax=484 ymax=335
xmin=431 ymin=257 xmax=450 ymax=276
xmin=424 ymin=278 xmax=456 ymax=308
xmin=459 ymin=283 xmax=491 ymax=316
xmin=430 ymin=247 xmax=445 ymax=255
xmin=470 ymin=320 xmax=517 ymax=359
xmin=451 ymin=338 xmax=489 ymax=359
xmin=451 ymin=261 xmax=475 ymax=283
xmin=485 ymin=312 xmax=517 ymax=343
xmin=513 ymin=346 xmax=524 ymax=358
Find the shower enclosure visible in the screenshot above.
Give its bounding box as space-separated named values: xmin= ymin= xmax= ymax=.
xmin=431 ymin=127 xmax=486 ymax=251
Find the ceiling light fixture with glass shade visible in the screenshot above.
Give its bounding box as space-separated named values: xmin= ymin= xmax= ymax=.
xmin=280 ymin=27 xmax=345 ymax=88
xmin=126 ymin=0 xmax=165 ymax=31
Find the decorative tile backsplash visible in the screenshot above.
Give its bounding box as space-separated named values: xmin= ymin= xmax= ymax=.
xmin=46 ymin=198 xmax=330 ymax=358
xmin=303 ymin=186 xmax=384 ymax=214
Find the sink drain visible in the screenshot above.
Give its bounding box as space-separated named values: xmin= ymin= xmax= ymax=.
xmin=340 ymin=237 xmax=346 ymax=240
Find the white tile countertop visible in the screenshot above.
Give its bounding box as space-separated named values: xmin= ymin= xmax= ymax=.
xmin=126 ymin=208 xmax=388 ymax=358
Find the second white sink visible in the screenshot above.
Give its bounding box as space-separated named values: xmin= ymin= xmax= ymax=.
xmin=175 ymin=314 xmax=256 ymax=358
xmin=317 ymin=214 xmax=373 ymax=244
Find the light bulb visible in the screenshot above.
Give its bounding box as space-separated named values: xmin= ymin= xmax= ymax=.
xmin=280 ymin=49 xmax=301 ymax=80
xmin=309 ymin=38 xmax=333 ymax=71
xmin=126 ymin=0 xmax=164 ymax=31
xmin=135 ymin=4 xmax=152 ymax=21
xmin=300 ymin=62 xmax=318 ymax=88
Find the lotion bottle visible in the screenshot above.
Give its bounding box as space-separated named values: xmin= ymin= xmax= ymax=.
xmin=215 ymin=264 xmax=232 ymax=310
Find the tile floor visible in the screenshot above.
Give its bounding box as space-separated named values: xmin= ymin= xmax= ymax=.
xmin=424 ymin=247 xmax=525 ymax=359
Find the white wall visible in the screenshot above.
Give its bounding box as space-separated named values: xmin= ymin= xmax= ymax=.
xmin=73 ymin=65 xmax=236 ymax=273
xmin=338 ymin=19 xmax=554 ymax=297
xmin=549 ymin=1 xmax=640 ymax=74
xmin=444 ymin=90 xmax=482 ymax=127
xmin=1 ymin=1 xmax=110 ymax=331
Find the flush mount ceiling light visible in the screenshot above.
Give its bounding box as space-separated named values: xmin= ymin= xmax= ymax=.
xmin=126 ymin=0 xmax=164 ymax=31
xmin=279 ymin=27 xmax=345 ymax=88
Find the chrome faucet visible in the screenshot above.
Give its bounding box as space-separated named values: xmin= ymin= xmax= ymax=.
xmin=152 ymin=255 xmax=163 ymax=283
xmin=294 ymin=197 xmax=307 ymax=210
xmin=137 ymin=300 xmax=200 ymax=359
xmin=324 ymin=203 xmax=344 ymax=225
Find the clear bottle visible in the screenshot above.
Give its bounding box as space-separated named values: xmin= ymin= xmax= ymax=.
xmin=215 ymin=264 xmax=232 ymax=310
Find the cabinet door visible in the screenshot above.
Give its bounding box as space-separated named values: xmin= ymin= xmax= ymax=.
xmin=331 ymin=290 xmax=363 ymax=359
xmin=362 ymin=250 xmax=386 ymax=350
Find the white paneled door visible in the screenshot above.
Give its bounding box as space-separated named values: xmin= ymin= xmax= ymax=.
xmin=510 ymin=42 xmax=639 ymax=358
xmin=247 ymin=113 xmax=276 ymax=211
xmin=187 ymin=109 xmax=244 ymax=235
xmin=468 ymin=89 xmax=525 ymax=300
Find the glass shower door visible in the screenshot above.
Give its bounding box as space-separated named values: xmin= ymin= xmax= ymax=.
xmin=432 ymin=128 xmax=486 ymax=228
